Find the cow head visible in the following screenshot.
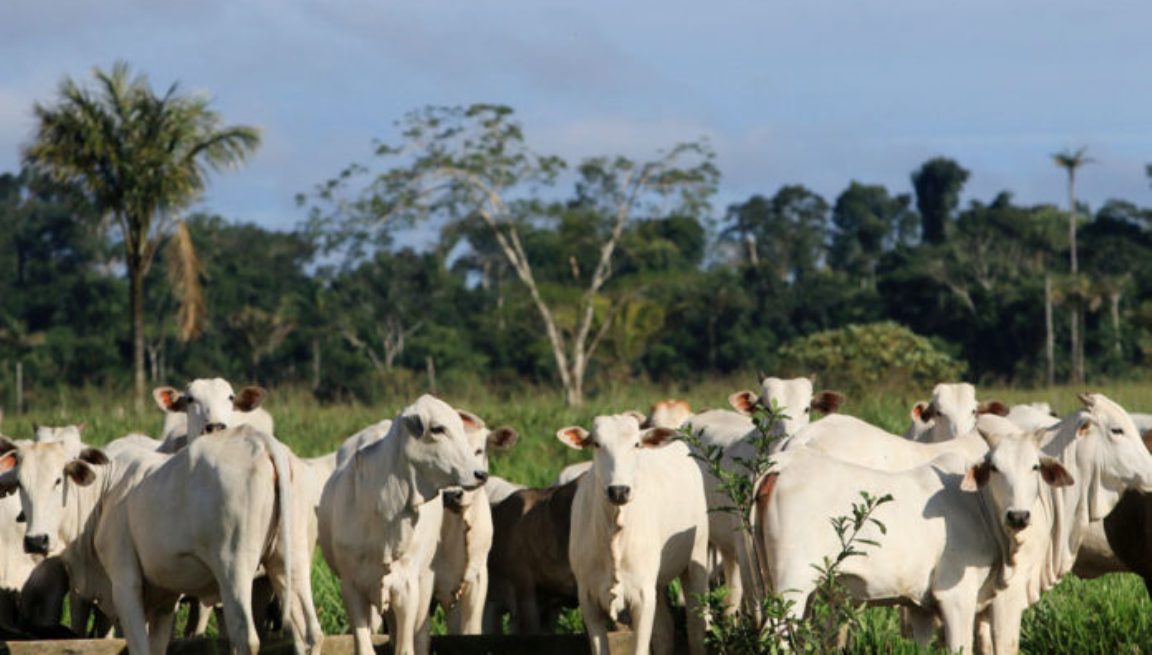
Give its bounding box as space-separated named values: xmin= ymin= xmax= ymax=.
xmin=153 ymin=378 xmax=266 ymax=439
xmin=442 ymin=411 xmax=517 ymax=513
xmin=556 ymin=414 xmax=678 ymax=506
xmin=728 ymin=376 xmax=844 ymax=437
xmin=400 ymin=395 xmax=489 ymax=493
xmin=1075 ymin=393 xmax=1152 ymax=498
xmin=33 ymin=424 xmax=85 ymax=446
xmin=912 ymin=383 xmax=1007 ymax=443
xmin=0 ymin=438 xmax=108 ymax=557
xmin=644 ymin=399 xmax=693 ymax=429
xmin=962 ymin=421 xmax=1073 ymax=532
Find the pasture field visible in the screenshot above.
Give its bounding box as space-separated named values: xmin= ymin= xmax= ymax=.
xmin=5 ymin=376 xmax=1152 ymax=652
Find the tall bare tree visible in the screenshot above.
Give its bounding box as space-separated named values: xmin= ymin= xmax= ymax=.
xmin=305 ymin=104 xmax=717 ymax=405
xmin=1053 ymin=146 xmax=1094 ymax=384
xmin=24 ymin=62 xmax=259 ymax=408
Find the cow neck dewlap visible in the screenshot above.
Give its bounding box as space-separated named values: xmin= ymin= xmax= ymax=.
xmin=975 ymin=483 xmax=1017 ymax=590
xmin=605 ymin=500 xmax=628 ymax=624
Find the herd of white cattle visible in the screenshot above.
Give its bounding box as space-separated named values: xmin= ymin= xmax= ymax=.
xmin=0 ymin=377 xmax=1149 ymax=655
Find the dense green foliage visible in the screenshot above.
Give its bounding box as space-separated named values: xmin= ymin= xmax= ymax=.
xmin=3 ymin=99 xmax=1152 ymax=409
xmin=779 ymin=322 xmax=966 ymax=392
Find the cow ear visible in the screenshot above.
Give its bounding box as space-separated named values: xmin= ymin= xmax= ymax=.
xmin=1077 ymin=419 xmax=1092 ymax=437
xmin=977 ymin=400 xmax=1009 ymax=417
xmin=641 ymin=427 xmax=678 ymax=449
xmin=961 ymin=461 xmax=991 ymax=492
xmin=810 ymin=391 xmax=845 ymax=415
xmin=153 ymin=387 xmax=187 ymax=413
xmin=64 ymin=460 xmax=97 ymax=487
xmin=0 ymin=471 xmax=16 ymax=498
xmin=729 ymin=391 xmax=758 ymax=415
xmin=76 ymin=422 xmax=87 ymax=435
xmin=487 ymin=427 xmax=518 ymax=451
xmin=975 ymin=425 xmax=1005 ymax=450
xmin=556 ymin=426 xmax=591 ymax=450
xmin=457 ymin=410 xmax=485 ymax=432
xmin=1039 ymin=457 xmax=1074 ymax=487
xmin=910 ymin=401 xmax=931 ymax=424
xmin=0 ymin=450 xmax=17 ymax=474
xmin=0 ymin=436 xmax=17 ymax=458
xmin=78 ymin=448 xmax=109 ymax=466
xmin=403 ymin=414 xmax=425 ymax=438
xmin=1142 ymin=429 xmax=1152 ymax=454
xmin=233 ymin=386 xmax=266 ymax=412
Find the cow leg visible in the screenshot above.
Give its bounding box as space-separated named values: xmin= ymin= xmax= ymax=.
xmin=515 ymin=584 xmax=541 ymax=634
xmin=146 ymin=599 xmax=178 ymax=655
xmin=905 ymin=605 xmax=936 ymax=647
xmin=341 ymin=580 xmax=376 ymax=655
xmin=187 ymin=599 xmax=214 ymax=637
xmin=458 ymin=565 xmax=487 ymax=635
xmin=937 ymin=592 xmax=977 ymax=655
xmin=988 ymin=588 xmax=1025 ymax=655
xmin=218 ymin=567 xmax=261 ymax=655
xmin=265 ymin=554 xmax=323 ymax=655
xmin=108 ymin=570 xmax=150 ymax=655
xmin=388 ymin=575 xmax=421 ymax=655
xmin=578 ymin=587 xmax=610 ymax=655
xmin=682 ymin=555 xmax=710 ymax=655
xmin=414 ymin=567 xmax=436 ymax=654
xmin=69 ymin=591 xmax=91 ymax=636
xmin=632 ymin=588 xmax=659 ymax=655
xmin=652 ymin=588 xmax=675 ymax=655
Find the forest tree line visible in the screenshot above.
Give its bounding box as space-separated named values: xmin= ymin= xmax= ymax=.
xmin=3 ymin=78 xmax=1152 ymax=408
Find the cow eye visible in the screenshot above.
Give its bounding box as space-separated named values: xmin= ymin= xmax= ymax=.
xmin=229 ymin=394 xmax=235 ymax=401
xmin=804 ymin=407 xmax=810 ymax=414
xmin=989 ymin=464 xmax=999 ymax=473
xmin=473 ymin=448 xmax=483 ymax=456
xmin=1111 ymin=427 xmax=1124 ymax=435
xmin=634 ymin=442 xmax=641 ymax=449
xmin=1032 ymin=464 xmax=1041 ymax=471
xmin=54 ymin=477 xmax=62 ymax=487
xmin=430 ymin=425 xmax=446 ymax=435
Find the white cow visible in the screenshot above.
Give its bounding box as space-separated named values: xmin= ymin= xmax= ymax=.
xmin=558 ymin=414 xmax=709 ymax=655
xmin=1005 ymin=402 xmax=1059 ymax=433
xmin=333 ymin=420 xmax=393 ymax=469
xmin=785 ymin=413 xmax=989 ymax=470
xmin=433 ymin=417 xmax=518 ymax=634
xmin=681 ymin=377 xmax=843 ymax=614
xmin=319 ymin=395 xmax=489 ymax=655
xmin=974 ymin=393 xmax=1152 ymax=653
xmin=785 ymin=393 xmax=1152 ymax=653
xmin=0 ymin=426 xmax=322 ymax=655
xmin=904 ymin=382 xmax=1008 ymax=443
xmin=153 ymin=379 xmax=271 ymax=451
xmin=757 ymin=426 xmax=1073 ymax=654
xmin=484 ymin=475 xmax=524 ymax=506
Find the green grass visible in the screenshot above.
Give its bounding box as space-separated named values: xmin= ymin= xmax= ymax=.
xmin=5 ymin=376 xmax=1152 ymax=651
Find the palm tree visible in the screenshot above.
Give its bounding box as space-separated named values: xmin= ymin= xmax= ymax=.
xmin=1052 ymin=146 xmax=1094 ymax=384
xmin=23 ymin=62 xmax=259 ymax=407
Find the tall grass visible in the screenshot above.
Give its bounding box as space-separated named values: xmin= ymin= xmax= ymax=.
xmin=4 ymin=375 xmax=1152 ymax=649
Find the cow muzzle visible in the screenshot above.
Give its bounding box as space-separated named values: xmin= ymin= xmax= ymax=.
xmin=461 ymin=470 xmax=488 ymax=491
xmin=442 ymin=489 xmax=465 ymax=512
xmin=204 ymin=423 xmax=227 ymax=434
xmin=1005 ymin=510 xmax=1031 ymax=530
xmin=23 ymin=534 xmax=49 ymax=555
xmin=606 ymin=485 xmax=632 ymax=505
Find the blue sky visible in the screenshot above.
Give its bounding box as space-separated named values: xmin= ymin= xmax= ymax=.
xmin=3 ymin=0 xmax=1151 ymax=234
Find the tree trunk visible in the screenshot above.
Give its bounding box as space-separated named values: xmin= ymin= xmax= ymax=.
xmin=130 ymin=259 xmax=146 ymax=412
xmin=1111 ymin=291 xmax=1122 ymax=359
xmin=1070 ymin=310 xmax=1082 ymax=385
xmin=1045 ymin=276 xmax=1054 ymax=387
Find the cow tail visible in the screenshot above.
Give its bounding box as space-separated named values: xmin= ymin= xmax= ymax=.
xmin=263 ymin=432 xmax=296 ymax=632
